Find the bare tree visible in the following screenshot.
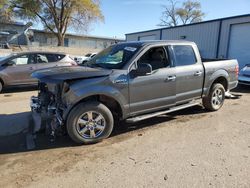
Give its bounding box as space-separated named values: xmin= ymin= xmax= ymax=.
xmin=159 ymin=0 xmax=179 ymax=27
xmin=159 ymin=0 xmax=205 ymax=27
xmin=8 ymin=0 xmax=104 ymax=46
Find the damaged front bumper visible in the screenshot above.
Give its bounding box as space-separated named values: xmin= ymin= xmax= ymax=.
xmin=30 ymin=96 xmax=65 ymax=138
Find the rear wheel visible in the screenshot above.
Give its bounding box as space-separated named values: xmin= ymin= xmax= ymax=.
xmin=67 ymin=101 xmax=114 ymax=144
xmin=202 ymin=83 xmax=225 ymax=111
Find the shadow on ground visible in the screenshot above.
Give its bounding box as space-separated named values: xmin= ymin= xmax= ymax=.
xmin=0 ymin=112 xmax=31 ymax=154
xmin=0 ymin=105 xmax=207 ymax=155
xmin=232 ymin=85 xmax=250 ymax=94
xmin=1 ymin=85 xmax=247 ymax=154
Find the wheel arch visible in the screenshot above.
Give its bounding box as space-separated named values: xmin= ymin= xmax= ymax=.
xmin=211 ymin=76 xmax=228 ymax=91
xmin=204 ymin=70 xmax=229 ymax=97
xmin=0 ymin=77 xmax=4 ymax=86
xmin=63 ymin=94 xmax=125 ymax=123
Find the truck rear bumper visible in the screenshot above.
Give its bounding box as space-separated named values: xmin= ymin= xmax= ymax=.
xmin=228 ymin=80 xmax=238 ymax=90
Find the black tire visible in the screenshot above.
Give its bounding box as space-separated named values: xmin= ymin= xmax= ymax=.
xmin=0 ymin=81 xmax=2 ymax=93
xmin=202 ymin=83 xmax=225 ymax=111
xmin=67 ymin=101 xmax=114 ymax=144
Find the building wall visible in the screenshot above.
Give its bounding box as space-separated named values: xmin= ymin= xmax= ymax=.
xmin=126 ymin=15 xmax=250 ymax=59
xmin=33 ymin=31 xmax=119 ymax=49
xmin=0 ymin=23 xmax=25 ymax=34
xmin=161 ymin=21 xmax=220 ymax=58
xmin=67 ymin=36 xmax=116 ymax=49
xmin=218 ymin=15 xmax=250 ymax=58
xmin=0 ymin=23 xmax=26 ymax=44
xmin=126 ymin=30 xmax=161 ymax=41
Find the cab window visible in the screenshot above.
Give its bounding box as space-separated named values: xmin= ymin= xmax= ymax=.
xmin=172 ymin=45 xmax=197 ymax=66
xmin=137 ymin=47 xmax=170 ymax=70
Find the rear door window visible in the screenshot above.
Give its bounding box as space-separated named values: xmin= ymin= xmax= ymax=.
xmin=172 ymin=45 xmax=197 ymax=66
xmin=37 ymin=54 xmax=49 ymax=64
xmin=44 ymin=54 xmax=58 ymax=62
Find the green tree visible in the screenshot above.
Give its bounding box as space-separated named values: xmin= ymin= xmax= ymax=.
xmin=9 ymin=0 xmax=103 ymax=46
xmin=0 ymin=0 xmax=12 ymax=22
xmin=159 ymin=0 xmax=205 ymax=27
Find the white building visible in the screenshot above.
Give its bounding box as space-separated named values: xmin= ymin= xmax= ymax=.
xmin=0 ymin=22 xmax=124 ymax=50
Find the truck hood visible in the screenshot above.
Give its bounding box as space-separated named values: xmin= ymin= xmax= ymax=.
xmin=32 ymin=66 xmax=112 ymax=83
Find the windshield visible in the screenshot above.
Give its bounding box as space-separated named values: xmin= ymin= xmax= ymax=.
xmin=0 ymin=54 xmax=12 ymax=62
xmin=86 ymin=43 xmax=141 ymax=69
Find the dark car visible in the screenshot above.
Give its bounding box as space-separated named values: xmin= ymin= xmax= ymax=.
xmin=31 ymin=41 xmax=238 ymax=144
xmin=0 ymin=52 xmax=77 ymax=92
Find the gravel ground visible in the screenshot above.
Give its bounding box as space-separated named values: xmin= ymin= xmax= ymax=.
xmin=0 ymin=86 xmax=249 ymax=188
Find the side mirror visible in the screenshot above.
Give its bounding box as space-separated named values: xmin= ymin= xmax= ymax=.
xmin=136 ymin=63 xmax=152 ymax=76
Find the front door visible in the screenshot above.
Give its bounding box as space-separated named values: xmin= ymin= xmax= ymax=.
xmin=4 ymin=54 xmax=37 ymax=85
xmin=129 ymin=46 xmax=176 ymax=116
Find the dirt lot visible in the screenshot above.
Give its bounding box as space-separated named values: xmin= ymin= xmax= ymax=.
xmin=0 ymin=87 xmax=249 ymax=188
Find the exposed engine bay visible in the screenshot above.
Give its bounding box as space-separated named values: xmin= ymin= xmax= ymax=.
xmin=30 ymin=82 xmax=66 ymax=140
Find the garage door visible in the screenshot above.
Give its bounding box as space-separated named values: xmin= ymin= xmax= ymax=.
xmin=228 ymin=23 xmax=250 ymax=69
xmin=138 ymin=35 xmax=156 ymax=41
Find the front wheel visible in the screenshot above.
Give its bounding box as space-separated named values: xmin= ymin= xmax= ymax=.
xmin=67 ymin=101 xmax=114 ymax=144
xmin=202 ymin=83 xmax=225 ymax=111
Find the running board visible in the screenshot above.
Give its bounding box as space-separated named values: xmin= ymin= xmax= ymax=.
xmin=126 ymin=102 xmax=200 ymax=123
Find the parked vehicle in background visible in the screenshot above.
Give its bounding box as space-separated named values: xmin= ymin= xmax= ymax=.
xmin=0 ymin=52 xmax=77 ymax=92
xmin=31 ymin=41 xmax=238 ymax=144
xmin=74 ymin=53 xmax=97 ymax=64
xmin=238 ymin=64 xmax=250 ymax=85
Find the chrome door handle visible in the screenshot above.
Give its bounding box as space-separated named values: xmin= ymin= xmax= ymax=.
xmin=166 ymin=76 xmax=176 ymax=81
xmin=194 ymin=71 xmax=202 ymax=76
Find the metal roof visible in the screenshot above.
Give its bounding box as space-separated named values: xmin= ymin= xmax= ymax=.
xmin=32 ymin=29 xmax=125 ymax=41
xmin=119 ymin=40 xmax=195 ymax=46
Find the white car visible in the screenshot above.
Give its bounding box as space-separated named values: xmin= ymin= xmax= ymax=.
xmin=238 ymin=64 xmax=250 ymax=85
xmin=74 ymin=53 xmax=97 ymax=64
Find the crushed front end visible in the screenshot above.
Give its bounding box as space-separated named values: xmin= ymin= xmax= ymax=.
xmin=30 ymin=82 xmax=67 ymax=140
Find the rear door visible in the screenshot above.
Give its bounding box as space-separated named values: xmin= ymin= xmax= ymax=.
xmin=35 ymin=53 xmax=59 ymax=70
xmin=3 ymin=54 xmax=37 ymax=85
xmin=35 ymin=53 xmax=71 ymax=69
xmin=170 ymin=45 xmax=204 ymax=104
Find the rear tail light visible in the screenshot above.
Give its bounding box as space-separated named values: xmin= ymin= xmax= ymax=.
xmin=235 ymin=65 xmax=239 ymax=77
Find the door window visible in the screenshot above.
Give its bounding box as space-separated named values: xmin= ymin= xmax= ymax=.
xmin=37 ymin=54 xmax=49 ymax=64
xmin=11 ymin=55 xmax=29 ymax=65
xmin=172 ymin=45 xmax=197 ymax=66
xmin=44 ymin=54 xmax=58 ymax=62
xmin=138 ymin=47 xmax=170 ymax=70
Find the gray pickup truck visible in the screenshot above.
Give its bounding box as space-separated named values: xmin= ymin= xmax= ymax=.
xmin=31 ymin=41 xmax=239 ymax=144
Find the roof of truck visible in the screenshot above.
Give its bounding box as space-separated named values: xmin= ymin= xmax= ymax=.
xmin=119 ymin=40 xmax=195 ymax=47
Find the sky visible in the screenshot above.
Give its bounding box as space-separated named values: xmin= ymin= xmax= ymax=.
xmin=85 ymin=0 xmax=250 ymax=39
